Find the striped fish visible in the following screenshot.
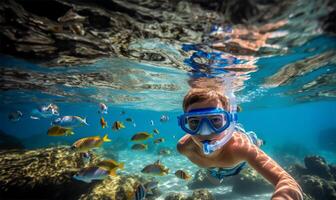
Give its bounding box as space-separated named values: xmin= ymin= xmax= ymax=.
xmin=134 ymin=184 xmax=146 ymax=200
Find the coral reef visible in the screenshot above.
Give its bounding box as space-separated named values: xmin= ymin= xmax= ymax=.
xmin=164 ymin=189 xmax=214 ymax=200
xmin=289 ymin=155 xmax=336 ymax=200
xmin=0 ymin=146 xmax=159 ymax=200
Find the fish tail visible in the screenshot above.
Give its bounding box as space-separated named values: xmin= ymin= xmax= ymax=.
xmin=164 ymin=168 xmax=169 ymax=174
xmin=66 ymin=129 xmax=74 ymax=135
xmin=103 ymin=134 xmax=111 ymax=142
xmin=83 ymin=117 xmax=89 ymax=125
xmin=118 ymin=162 xmax=125 ymax=169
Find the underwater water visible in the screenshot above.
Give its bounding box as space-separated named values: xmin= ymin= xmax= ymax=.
xmin=1 ymin=0 xmax=336 ymax=199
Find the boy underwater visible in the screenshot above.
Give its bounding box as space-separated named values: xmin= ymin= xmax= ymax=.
xmin=177 ymin=88 xmax=303 ymax=200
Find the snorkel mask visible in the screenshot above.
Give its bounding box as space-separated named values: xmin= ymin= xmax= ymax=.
xmin=178 ymin=93 xmax=238 ymax=155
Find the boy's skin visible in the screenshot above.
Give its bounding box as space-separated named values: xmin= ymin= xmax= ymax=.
xmin=177 ymin=97 xmax=303 ymax=200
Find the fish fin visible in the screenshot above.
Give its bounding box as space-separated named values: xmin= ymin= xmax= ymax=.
xmin=103 ymin=134 xmax=111 ymax=142
xmin=83 ymin=117 xmax=89 ymax=125
xmin=154 ymin=160 xmax=160 ymax=165
xmin=118 ymin=162 xmax=124 ymax=169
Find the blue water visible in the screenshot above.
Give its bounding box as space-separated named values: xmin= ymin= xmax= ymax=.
xmin=1 ymin=34 xmax=336 ymax=199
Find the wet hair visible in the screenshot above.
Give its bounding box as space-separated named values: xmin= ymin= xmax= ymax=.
xmin=183 ymin=88 xmax=229 ymax=112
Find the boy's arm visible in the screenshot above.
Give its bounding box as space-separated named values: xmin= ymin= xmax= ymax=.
xmin=236 ymin=139 xmax=303 ymax=200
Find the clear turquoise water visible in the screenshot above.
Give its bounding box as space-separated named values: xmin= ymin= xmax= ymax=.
xmin=0 ymin=34 xmax=336 ymax=199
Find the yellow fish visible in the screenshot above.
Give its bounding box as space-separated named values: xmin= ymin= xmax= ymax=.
xmin=47 ymin=125 xmax=74 ymax=136
xmin=141 ymin=160 xmax=169 ymax=176
xmin=100 ymin=117 xmax=108 ymax=128
xmin=71 ymin=134 xmax=111 ymax=152
xmin=112 ymin=121 xmax=125 ymax=131
xmin=174 ymin=170 xmax=191 ymax=180
xmin=153 ymin=138 xmax=165 ymax=144
xmin=131 ymin=143 xmax=148 ymax=150
xmin=97 ymin=159 xmax=124 ymax=176
xmin=131 ymin=132 xmax=153 ymax=141
xmin=153 ymin=129 xmax=159 ymax=134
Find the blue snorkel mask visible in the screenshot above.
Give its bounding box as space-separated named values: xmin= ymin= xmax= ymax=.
xmin=178 ymin=107 xmax=235 ymax=135
xmin=178 ymin=98 xmax=238 ymax=155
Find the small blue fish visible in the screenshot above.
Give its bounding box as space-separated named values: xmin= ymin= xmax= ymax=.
xmin=73 ymin=166 xmax=109 ymax=183
xmin=30 ymin=104 xmax=59 ymax=119
xmin=98 ymin=103 xmax=108 ymax=114
xmin=52 ymin=116 xmax=88 ymax=127
xmin=160 ymin=115 xmax=169 ymax=122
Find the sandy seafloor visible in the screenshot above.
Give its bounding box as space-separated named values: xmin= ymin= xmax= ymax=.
xmin=114 ymin=150 xmax=272 ymax=200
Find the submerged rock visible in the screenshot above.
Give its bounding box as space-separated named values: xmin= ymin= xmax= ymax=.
xmin=304 ymin=155 xmax=333 ymax=180
xmin=165 ymin=192 xmax=188 ymax=200
xmin=288 ymin=155 xmax=336 ymax=200
xmin=190 ymin=189 xmax=214 ymax=200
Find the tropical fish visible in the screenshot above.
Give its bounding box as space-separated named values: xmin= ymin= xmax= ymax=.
xmin=174 ymin=170 xmax=191 ymax=180
xmin=125 ymin=117 xmax=133 ymax=122
xmin=131 ymin=143 xmax=148 ymax=150
xmin=153 ymin=129 xmax=159 ymax=134
xmin=52 ymin=116 xmax=88 ymax=127
xmin=30 ymin=104 xmax=59 ymax=119
xmin=71 ymin=134 xmax=111 ymax=152
xmin=141 ymin=160 xmax=169 ymax=176
xmin=150 ymin=120 xmax=154 ymax=126
xmin=47 ymin=125 xmax=74 ymax=136
xmin=73 ymin=166 xmax=109 ymax=183
xmin=8 ymin=111 xmax=22 ymax=122
xmin=100 ymin=117 xmax=108 ymax=128
xmin=98 ymin=103 xmax=108 ymax=114
xmin=133 ymin=184 xmax=146 ymax=200
xmin=237 ymin=105 xmax=242 ymax=112
xmin=131 ymin=132 xmax=153 ymax=142
xmin=153 ymin=138 xmax=165 ymax=144
xmin=160 ymin=114 xmax=169 ymax=122
xmin=158 ymin=149 xmax=171 ymax=156
xmin=97 ymin=159 xmax=124 ymax=176
xmin=112 ymin=121 xmax=125 ymax=131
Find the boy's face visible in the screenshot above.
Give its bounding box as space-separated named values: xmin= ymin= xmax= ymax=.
xmin=186 ymin=98 xmax=228 ymax=146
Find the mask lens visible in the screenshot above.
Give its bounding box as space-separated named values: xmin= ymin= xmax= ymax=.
xmin=186 ymin=117 xmax=201 ymax=131
xmin=209 ymin=114 xmax=226 ymax=129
